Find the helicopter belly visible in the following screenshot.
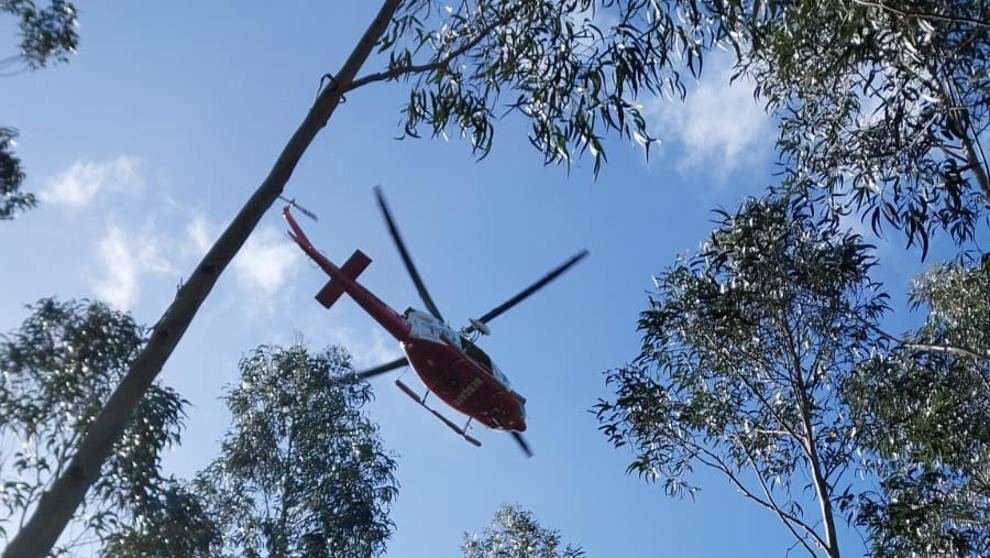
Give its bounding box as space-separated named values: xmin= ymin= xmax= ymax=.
xmin=401 ymin=340 xmax=525 ymax=431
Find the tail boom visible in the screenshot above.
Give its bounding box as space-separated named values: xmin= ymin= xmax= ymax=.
xmin=283 ymin=205 xmax=410 ymax=340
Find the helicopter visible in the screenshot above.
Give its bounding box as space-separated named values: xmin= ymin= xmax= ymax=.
xmin=282 ymin=187 xmax=587 ymax=456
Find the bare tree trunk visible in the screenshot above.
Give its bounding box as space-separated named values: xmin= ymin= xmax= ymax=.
xmin=797 ymin=394 xmax=841 ymax=558
xmin=782 ymin=314 xmax=841 ymax=558
xmin=2 ymin=2 xmax=403 ymax=556
xmin=790 ymin=362 xmax=841 ymax=558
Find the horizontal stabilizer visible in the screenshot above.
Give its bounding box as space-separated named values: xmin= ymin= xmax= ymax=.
xmin=315 ymin=249 xmax=371 ymax=308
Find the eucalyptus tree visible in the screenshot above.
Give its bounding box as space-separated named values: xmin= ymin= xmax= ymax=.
xmin=462 ymin=504 xmax=585 ymax=558
xmin=1 ymin=0 xmax=78 ymax=219
xmin=845 ymin=261 xmax=990 ymax=557
xmin=100 ymin=479 xmax=220 ymax=558
xmin=596 ymin=198 xmax=889 ymax=558
xmin=195 ymin=344 xmax=398 ymax=558
xmin=0 ymin=298 xmax=189 ymax=555
xmin=4 ymin=2 xmax=732 ymax=553
xmin=737 ymin=0 xmax=990 ymax=254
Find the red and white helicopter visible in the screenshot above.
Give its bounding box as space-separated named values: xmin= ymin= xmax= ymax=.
xmin=283 ymin=187 xmax=587 ymax=456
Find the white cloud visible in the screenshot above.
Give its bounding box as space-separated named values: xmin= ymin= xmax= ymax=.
xmin=41 ymin=156 xmax=143 ymax=208
xmin=316 ymin=326 xmax=404 ymax=369
xmin=267 ymin=325 xmax=403 ymax=371
xmin=231 ymin=226 xmax=301 ymax=296
xmin=92 ymin=221 xmax=176 ymax=310
xmin=184 ymin=213 xmax=213 ymax=256
xmin=362 ymin=329 xmax=404 ymax=368
xmin=645 ymin=58 xmax=772 ymax=177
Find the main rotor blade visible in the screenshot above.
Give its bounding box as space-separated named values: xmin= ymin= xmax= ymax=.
xmin=374 ymin=186 xmax=444 ymax=321
xmin=357 ymin=356 xmax=408 ymax=379
xmin=466 ymin=250 xmax=589 ymax=333
xmin=510 ymin=431 xmax=533 ymax=457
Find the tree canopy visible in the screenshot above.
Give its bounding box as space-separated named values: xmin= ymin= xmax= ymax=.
xmin=0 ymin=298 xmax=188 ymax=555
xmin=0 ymin=126 xmax=32 ymax=220
xmin=195 ymin=344 xmax=399 ymax=558
xmin=596 ymin=197 xmax=889 ymax=557
xmin=462 ymin=504 xmax=585 ymax=558
xmin=845 ymin=261 xmax=990 ymax=556
xmin=742 ymin=0 xmax=990 ymax=254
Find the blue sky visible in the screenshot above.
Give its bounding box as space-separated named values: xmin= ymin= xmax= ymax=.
xmin=1 ymin=3 xmax=944 ymax=556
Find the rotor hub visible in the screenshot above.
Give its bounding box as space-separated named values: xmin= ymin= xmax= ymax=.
xmin=468 ymin=318 xmax=491 ymax=336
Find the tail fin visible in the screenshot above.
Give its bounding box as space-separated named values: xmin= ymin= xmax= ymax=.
xmin=315 ymin=249 xmax=371 ymax=308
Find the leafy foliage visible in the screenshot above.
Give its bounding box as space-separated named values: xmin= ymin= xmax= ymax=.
xmin=738 ymin=0 xmax=990 ymax=253
xmin=373 ymin=0 xmax=738 ymax=175
xmin=911 ymin=259 xmax=990 ymax=357
xmin=0 ymin=126 xmax=34 ymax=220
xmin=379 ymin=1 xmax=987 ymax=246
xmin=197 ymin=344 xmax=398 ymax=558
xmin=845 ymin=262 xmax=990 ymax=556
xmin=596 ymin=197 xmax=888 ymax=557
xmin=1 ymin=0 xmax=78 ymax=70
xmin=2 ymin=1 xmax=77 ymax=219
xmin=0 ymin=298 xmax=188 ymax=555
xmin=462 ymin=504 xmax=585 ymax=558
xmin=101 ymin=479 xmax=220 ymax=558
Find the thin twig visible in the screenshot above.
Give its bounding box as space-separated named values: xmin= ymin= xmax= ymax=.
xmin=675 ymin=432 xmax=829 ymax=552
xmin=736 ymin=433 xmax=825 ymax=557
xmin=345 ymin=10 xmax=513 ymax=92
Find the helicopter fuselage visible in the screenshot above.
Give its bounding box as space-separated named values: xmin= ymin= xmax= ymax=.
xmin=401 ymin=309 xmax=527 ymax=431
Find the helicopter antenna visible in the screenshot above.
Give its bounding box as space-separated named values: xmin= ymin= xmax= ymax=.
xmin=278 ymin=195 xmax=319 ymax=222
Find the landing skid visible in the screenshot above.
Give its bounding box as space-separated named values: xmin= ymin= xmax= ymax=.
xmin=394 ymin=379 xmax=482 ymax=447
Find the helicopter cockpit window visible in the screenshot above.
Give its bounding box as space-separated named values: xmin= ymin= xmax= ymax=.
xmin=461 ymin=337 xmax=493 ymax=370
xmin=492 ymin=364 xmax=510 ymax=388
xmin=461 ymin=337 xmax=510 ymax=387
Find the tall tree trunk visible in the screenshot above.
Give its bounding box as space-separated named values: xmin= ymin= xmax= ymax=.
xmin=2 ymin=2 xmax=403 ymax=556
xmin=797 ymin=393 xmax=841 ymax=558
xmin=789 ymin=356 xmax=841 ymax=557
xmin=783 ymin=313 xmax=841 ymax=558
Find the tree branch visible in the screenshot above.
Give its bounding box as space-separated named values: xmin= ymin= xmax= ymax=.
xmin=345 ymin=10 xmax=512 ymax=92
xmin=729 ymin=360 xmax=812 ymax=463
xmin=860 ymin=317 xmax=990 ymax=390
xmin=345 ymin=60 xmax=448 ymax=92
xmin=869 ymin=322 xmax=990 ymax=364
xmin=948 ymin=92 xmax=990 ymax=206
xmin=850 ymin=0 xmax=990 ymax=29
xmin=924 ymin=59 xmax=990 ymax=205
xmin=685 ymin=437 xmax=828 ymax=555
xmin=734 ymin=433 xmax=826 ymax=557
xmin=900 ymin=341 xmax=990 ymax=362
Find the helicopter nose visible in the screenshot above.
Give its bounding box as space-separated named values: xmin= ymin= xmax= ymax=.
xmin=511 ymin=409 xmax=527 ymax=431
xmin=514 ymin=403 xmax=527 ymax=431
